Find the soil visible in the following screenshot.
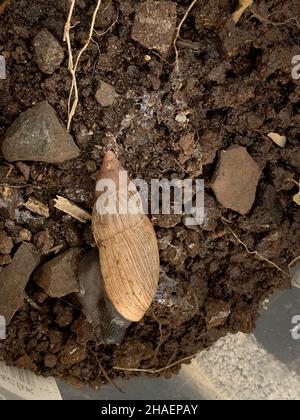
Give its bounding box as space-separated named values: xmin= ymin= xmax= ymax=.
xmin=0 ymin=0 xmax=299 ymax=390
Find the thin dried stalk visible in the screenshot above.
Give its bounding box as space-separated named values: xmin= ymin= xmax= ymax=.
xmin=227 ymin=226 xmax=290 ymax=278
xmin=91 ymin=351 xmax=124 ymax=394
xmin=173 ymin=0 xmax=198 ymax=72
xmin=289 ymin=255 xmax=300 ymax=268
xmin=151 ymin=310 xmax=164 ymax=364
xmin=113 ymin=354 xmax=196 ymax=374
xmin=232 ymin=0 xmax=253 ymax=24
xmin=64 ymin=0 xmax=102 ymax=131
xmin=25 ymin=294 xmax=42 ymax=312
xmin=250 ymin=10 xmax=300 ymax=30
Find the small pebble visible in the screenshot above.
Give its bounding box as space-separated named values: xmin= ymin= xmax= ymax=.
xmin=95 ymin=81 xmax=117 ymax=107
xmin=44 ymin=354 xmax=57 ymax=368
xmin=85 ymin=160 xmax=97 ymax=174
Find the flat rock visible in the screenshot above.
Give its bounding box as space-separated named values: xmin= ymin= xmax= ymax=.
xmin=34 ymin=248 xmax=83 ymax=298
xmin=32 ymin=28 xmax=64 ymax=74
xmin=0 ymin=243 xmax=41 ymax=325
xmin=1 ymin=101 xmax=80 ymax=163
xmin=95 ymin=81 xmax=117 ymax=107
xmin=0 ymin=231 xmax=13 ymax=255
xmin=132 ymin=0 xmax=177 ymax=56
xmin=211 ymin=145 xmax=261 ymax=215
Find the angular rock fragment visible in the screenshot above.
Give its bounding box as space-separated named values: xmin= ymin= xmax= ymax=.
xmin=34 ymin=248 xmax=83 ymax=298
xmin=0 ymin=243 xmax=41 ymax=325
xmin=211 ymin=145 xmax=261 ymax=215
xmin=32 ymin=28 xmax=64 ymax=74
xmin=132 ymin=0 xmax=177 ymax=56
xmin=1 ymin=101 xmax=80 ymax=163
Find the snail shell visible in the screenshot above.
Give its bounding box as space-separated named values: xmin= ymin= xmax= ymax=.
xmin=92 ymin=151 xmax=160 ymax=322
xmin=78 ymin=249 xmax=131 ymax=345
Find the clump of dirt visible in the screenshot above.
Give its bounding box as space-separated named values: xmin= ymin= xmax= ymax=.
xmin=0 ymin=0 xmax=299 ymax=389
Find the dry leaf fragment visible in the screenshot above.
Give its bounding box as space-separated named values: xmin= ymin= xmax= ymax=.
xmin=0 ymin=0 xmax=10 ymax=15
xmin=267 ymin=132 xmax=287 ymax=148
xmin=232 ymin=0 xmax=253 ymax=24
xmin=54 ymin=196 xmax=92 ymax=223
xmin=23 ymin=198 xmax=50 ymax=218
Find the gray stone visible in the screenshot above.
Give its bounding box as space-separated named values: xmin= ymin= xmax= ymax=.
xmin=211 ymin=145 xmax=261 ymax=215
xmin=34 ymin=248 xmax=83 ymax=298
xmin=1 ymin=101 xmax=80 ymax=163
xmin=33 ymin=29 xmax=64 ymax=74
xmin=132 ymin=0 xmax=177 ymax=56
xmin=95 ymin=81 xmax=117 ymax=107
xmin=0 ymin=243 xmax=41 ymax=325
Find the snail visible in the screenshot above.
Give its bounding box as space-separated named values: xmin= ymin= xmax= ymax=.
xmin=93 ymin=151 xmax=160 ymax=322
xmin=78 ymin=151 xmax=160 ymax=344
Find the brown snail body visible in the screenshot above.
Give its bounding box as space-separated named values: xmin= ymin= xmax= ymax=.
xmin=92 ymin=152 xmax=160 ymax=323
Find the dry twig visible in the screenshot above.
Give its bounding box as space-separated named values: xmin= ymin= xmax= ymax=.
xmin=113 ymin=354 xmax=196 ymax=374
xmin=173 ymin=0 xmax=198 ymax=72
xmin=25 ymin=294 xmax=42 ymax=312
xmin=151 ymin=310 xmax=164 ymax=364
xmin=23 ymin=197 xmax=50 ymax=218
xmin=250 ymin=10 xmax=300 ymax=30
xmin=289 ymin=255 xmax=300 ymax=268
xmin=226 ymin=226 xmax=290 ymax=278
xmin=94 ymin=4 xmax=119 ymax=38
xmin=64 ymin=0 xmax=102 ymax=131
xmin=54 ymin=196 xmax=92 ymax=223
xmin=0 ymin=183 xmax=33 ymax=189
xmin=92 ymin=351 xmax=124 ymax=394
xmin=232 ymin=0 xmax=253 ymax=24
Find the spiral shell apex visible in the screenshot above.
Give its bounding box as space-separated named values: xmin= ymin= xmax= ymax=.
xmin=92 ymin=152 xmax=160 ymax=322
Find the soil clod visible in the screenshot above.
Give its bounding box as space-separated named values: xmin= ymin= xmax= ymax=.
xmin=211 ymin=145 xmax=261 ymax=215
xmin=132 ymin=0 xmax=177 ymax=56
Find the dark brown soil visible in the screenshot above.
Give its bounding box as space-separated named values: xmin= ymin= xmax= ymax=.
xmin=0 ymin=0 xmax=299 ymax=389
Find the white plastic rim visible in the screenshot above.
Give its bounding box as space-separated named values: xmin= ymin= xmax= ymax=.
xmin=0 ymin=56 xmax=6 ymax=80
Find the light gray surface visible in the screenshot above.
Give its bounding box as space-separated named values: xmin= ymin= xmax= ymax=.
xmin=59 ymin=375 xmax=206 ymax=400
xmin=58 ymin=281 xmax=300 ymax=400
